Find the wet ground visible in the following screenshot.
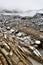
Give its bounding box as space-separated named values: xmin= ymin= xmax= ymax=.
xmin=0 ymin=12 xmax=43 ymax=65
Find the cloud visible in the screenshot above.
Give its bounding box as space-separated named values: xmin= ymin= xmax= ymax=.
xmin=0 ymin=0 xmax=43 ymax=11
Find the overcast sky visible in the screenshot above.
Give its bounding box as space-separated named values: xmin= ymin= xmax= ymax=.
xmin=0 ymin=0 xmax=43 ymax=11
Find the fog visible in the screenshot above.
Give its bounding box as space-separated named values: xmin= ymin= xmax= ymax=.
xmin=0 ymin=0 xmax=43 ymax=11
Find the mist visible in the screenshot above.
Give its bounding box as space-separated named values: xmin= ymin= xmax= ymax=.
xmin=0 ymin=0 xmax=43 ymax=11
